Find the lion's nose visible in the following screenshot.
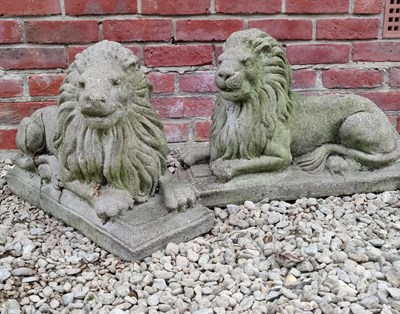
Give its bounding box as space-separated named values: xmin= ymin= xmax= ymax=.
xmin=84 ymin=93 xmax=106 ymax=103
xmin=217 ymin=69 xmax=235 ymax=81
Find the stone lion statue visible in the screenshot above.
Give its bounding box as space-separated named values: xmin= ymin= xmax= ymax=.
xmin=181 ymin=29 xmax=400 ymax=181
xmin=17 ymin=40 xmax=195 ymax=218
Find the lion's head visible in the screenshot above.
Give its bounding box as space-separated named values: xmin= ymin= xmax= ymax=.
xmin=54 ymin=40 xmax=168 ymax=203
xmin=211 ymin=29 xmax=294 ymax=161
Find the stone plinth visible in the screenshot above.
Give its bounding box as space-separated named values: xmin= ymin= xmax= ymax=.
xmin=7 ymin=166 xmax=214 ymax=261
xmin=178 ymin=164 xmax=400 ymax=208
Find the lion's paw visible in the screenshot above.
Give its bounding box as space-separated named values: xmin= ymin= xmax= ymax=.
xmin=159 ymin=173 xmax=197 ymax=212
xmin=163 ymin=184 xmax=197 ymax=212
xmin=93 ymin=190 xmax=134 ymax=219
xmin=179 ymin=145 xmax=210 ymax=167
xmin=210 ymin=159 xmax=234 ymax=182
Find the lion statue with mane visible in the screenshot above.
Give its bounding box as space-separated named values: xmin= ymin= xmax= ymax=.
xmin=181 ymin=29 xmax=400 ymax=181
xmin=17 ymin=40 xmax=195 ymax=218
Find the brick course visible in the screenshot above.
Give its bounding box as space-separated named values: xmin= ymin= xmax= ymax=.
xmin=26 ymin=20 xmax=99 ymax=44
xmin=141 ymin=0 xmax=210 ymax=15
xmin=0 ymin=21 xmax=23 ymax=43
xmin=248 ymin=19 xmax=312 ymax=40
xmin=65 ymin=0 xmax=137 ymax=15
xmin=216 ymin=0 xmax=281 ymax=14
xmin=0 ymin=0 xmax=61 ymax=16
xmin=0 ymin=78 xmax=24 ymax=98
xmin=103 ymin=19 xmax=172 ymax=42
xmin=29 ymin=75 xmax=65 ymax=96
xmin=287 ymin=44 xmax=351 ymax=65
xmin=144 ymin=45 xmax=213 ymax=67
xmin=0 ymin=48 xmax=67 ymax=70
xmin=176 ymin=20 xmax=244 ymax=42
xmin=316 ymin=18 xmax=379 ymax=40
xmin=286 ymin=0 xmax=349 ymax=14
xmin=322 ymin=69 xmax=384 ymax=89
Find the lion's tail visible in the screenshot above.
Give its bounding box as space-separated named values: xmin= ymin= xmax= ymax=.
xmin=331 ymin=141 xmax=400 ymax=168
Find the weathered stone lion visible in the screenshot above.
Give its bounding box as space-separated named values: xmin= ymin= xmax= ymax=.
xmin=182 ymin=29 xmax=400 ymax=181
xmin=17 ymin=40 xmax=195 ymax=218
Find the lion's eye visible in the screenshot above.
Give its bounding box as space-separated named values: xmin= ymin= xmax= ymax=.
xmin=112 ymin=78 xmax=120 ymax=86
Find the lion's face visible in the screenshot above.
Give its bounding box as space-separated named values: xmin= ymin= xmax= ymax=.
xmin=76 ymin=64 xmax=127 ymax=130
xmin=215 ymin=48 xmax=259 ymax=102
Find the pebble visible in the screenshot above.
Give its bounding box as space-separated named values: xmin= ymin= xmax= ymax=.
xmin=2 ymin=159 xmax=400 ymax=313
xmin=386 ymin=269 xmax=400 ymax=288
xmin=50 ymin=300 xmax=60 ymax=309
xmin=165 ymin=242 xmax=179 ymax=256
xmin=147 ymin=294 xmax=160 ymax=306
xmin=244 ymin=201 xmax=255 ymax=210
xmin=99 ymin=293 xmax=116 ymax=305
xmin=4 ymin=299 xmax=20 ymax=314
xmin=226 ymin=204 xmax=240 ymax=215
xmin=11 ymin=267 xmax=34 ymax=276
xmin=268 ymin=211 xmax=281 ymax=225
xmin=387 ymin=287 xmax=400 ymax=300
xmin=0 ymin=269 xmax=11 ymax=281
xmin=187 ymin=249 xmax=199 ymax=262
xmin=62 ymin=293 xmax=74 ymax=305
xmin=305 ymin=243 xmax=318 ymax=256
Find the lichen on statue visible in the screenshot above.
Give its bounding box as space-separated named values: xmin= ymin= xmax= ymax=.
xmin=181 ymin=28 xmax=400 ymax=181
xmin=16 ymin=40 xmax=196 ymax=218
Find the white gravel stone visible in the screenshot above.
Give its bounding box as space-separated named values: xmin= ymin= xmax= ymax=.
xmin=147 ymin=293 xmax=160 ymax=306
xmin=387 ymin=287 xmax=400 ymax=300
xmin=4 ymin=299 xmax=20 ymax=314
xmin=0 ymin=269 xmax=11 ymax=281
xmin=187 ymin=249 xmax=199 ymax=262
xmin=50 ymin=300 xmax=60 ymax=309
xmin=244 ymin=201 xmax=255 ymax=210
xmin=165 ymin=242 xmax=179 ymax=256
xmin=268 ymin=211 xmax=281 ymax=224
xmin=62 ymin=293 xmax=74 ymax=305
xmin=11 ymin=267 xmax=34 ymax=276
xmin=305 ymin=243 xmax=318 ymax=256
xmin=226 ymin=204 xmax=240 ymax=215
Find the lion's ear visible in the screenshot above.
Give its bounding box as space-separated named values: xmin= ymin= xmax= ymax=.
xmin=123 ymin=56 xmax=140 ymax=71
xmin=254 ymin=41 xmax=271 ymax=54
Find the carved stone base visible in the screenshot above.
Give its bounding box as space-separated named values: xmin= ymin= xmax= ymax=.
xmin=6 ymin=166 xmax=214 ymax=261
xmin=178 ymin=164 xmax=400 ymax=207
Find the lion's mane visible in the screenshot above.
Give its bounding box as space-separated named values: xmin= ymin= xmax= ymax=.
xmin=210 ymin=29 xmax=294 ymax=162
xmin=53 ymin=41 xmax=168 ymax=203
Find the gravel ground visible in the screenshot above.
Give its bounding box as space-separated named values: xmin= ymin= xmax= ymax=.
xmin=1 ymin=157 xmax=400 ymax=314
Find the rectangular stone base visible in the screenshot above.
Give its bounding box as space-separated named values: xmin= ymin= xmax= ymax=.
xmin=177 ymin=164 xmax=400 ymax=208
xmin=6 ymin=166 xmax=214 ymax=261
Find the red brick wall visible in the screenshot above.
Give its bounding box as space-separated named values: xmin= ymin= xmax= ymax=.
xmin=0 ymin=0 xmax=398 ymax=149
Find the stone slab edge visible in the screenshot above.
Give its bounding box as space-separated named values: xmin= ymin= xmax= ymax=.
xmin=180 ymin=164 xmax=400 ymax=208
xmin=6 ymin=166 xmax=215 ymax=261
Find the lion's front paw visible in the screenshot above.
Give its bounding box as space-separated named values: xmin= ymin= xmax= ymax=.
xmin=179 ymin=145 xmax=210 ymax=167
xmin=159 ymin=173 xmax=197 ymax=212
xmin=163 ymin=183 xmax=197 ymax=212
xmin=210 ymin=159 xmax=235 ymax=182
xmin=295 ymin=146 xmax=330 ymax=174
xmin=92 ymin=190 xmax=134 ymax=219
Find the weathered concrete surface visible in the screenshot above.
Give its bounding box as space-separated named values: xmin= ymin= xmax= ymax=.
xmin=7 ymin=165 xmax=214 ymax=261
xmin=178 ymin=163 xmax=400 ymax=208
